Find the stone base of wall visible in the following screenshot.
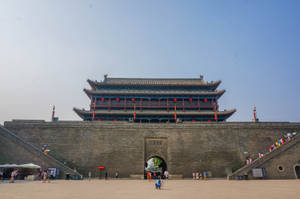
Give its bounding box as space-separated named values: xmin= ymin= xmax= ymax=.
xmin=2 ymin=120 xmax=300 ymax=179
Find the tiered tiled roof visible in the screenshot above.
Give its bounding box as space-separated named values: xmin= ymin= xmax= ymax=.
xmin=87 ymin=76 xmax=221 ymax=90
xmin=74 ymin=108 xmax=236 ymax=116
xmin=73 ymin=108 xmax=236 ymax=119
xmin=83 ymin=88 xmax=225 ymax=98
xmin=74 ymin=75 xmax=235 ymax=122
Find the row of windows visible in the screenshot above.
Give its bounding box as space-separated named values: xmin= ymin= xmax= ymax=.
xmin=93 ymin=101 xmax=215 ymax=106
xmin=93 ymin=98 xmax=215 ymax=102
xmin=84 ymin=115 xmax=225 ymax=121
xmin=95 ymin=86 xmax=216 ymax=91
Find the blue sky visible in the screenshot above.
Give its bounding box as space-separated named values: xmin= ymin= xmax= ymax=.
xmin=0 ymin=0 xmax=300 ymax=124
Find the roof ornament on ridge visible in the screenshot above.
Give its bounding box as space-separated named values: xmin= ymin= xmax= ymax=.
xmin=104 ymin=74 xmax=108 ymax=82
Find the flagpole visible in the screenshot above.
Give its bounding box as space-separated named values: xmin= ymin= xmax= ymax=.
xmin=174 ymin=105 xmax=177 ymax=123
xmin=214 ymin=105 xmax=217 ymax=122
xmin=134 ymin=104 xmax=136 ymax=122
xmin=51 ymin=105 xmax=55 ymax=121
xmin=92 ymin=98 xmax=96 ymax=121
xmin=253 ymin=106 xmax=256 ymax=122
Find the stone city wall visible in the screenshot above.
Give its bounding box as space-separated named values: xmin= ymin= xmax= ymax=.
xmin=3 ymin=120 xmax=300 ymax=178
xmin=0 ymin=124 xmax=80 ymax=178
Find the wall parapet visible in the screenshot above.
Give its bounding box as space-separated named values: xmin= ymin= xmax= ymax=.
xmin=4 ymin=120 xmax=300 ymax=130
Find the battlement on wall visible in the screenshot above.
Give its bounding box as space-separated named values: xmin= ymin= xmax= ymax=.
xmin=3 ymin=119 xmax=300 ymax=179
xmin=0 ymin=125 xmax=81 ymax=178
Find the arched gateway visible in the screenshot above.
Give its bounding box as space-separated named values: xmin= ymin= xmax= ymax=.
xmin=144 ymin=137 xmax=168 ymax=179
xmin=145 ymin=156 xmax=167 ymax=179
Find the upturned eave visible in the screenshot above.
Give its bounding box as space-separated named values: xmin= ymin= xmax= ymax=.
xmin=83 ymin=89 xmax=226 ymax=98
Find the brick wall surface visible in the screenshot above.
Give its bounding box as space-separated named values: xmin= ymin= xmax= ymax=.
xmin=2 ymin=120 xmax=300 ymax=178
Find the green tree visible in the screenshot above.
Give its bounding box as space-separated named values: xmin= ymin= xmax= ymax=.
xmin=153 ymin=157 xmax=162 ymax=168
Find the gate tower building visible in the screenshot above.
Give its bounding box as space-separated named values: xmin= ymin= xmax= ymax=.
xmin=73 ymin=75 xmax=236 ymax=122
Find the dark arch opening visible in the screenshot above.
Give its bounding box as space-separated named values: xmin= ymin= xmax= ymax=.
xmin=144 ymin=156 xmax=167 ymax=179
xmin=295 ymin=166 xmax=300 ymax=179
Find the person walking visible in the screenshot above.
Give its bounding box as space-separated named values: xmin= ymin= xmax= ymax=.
xmin=88 ymin=171 xmax=92 ymax=181
xmin=196 ymin=172 xmax=199 ymax=180
xmin=42 ymin=170 xmax=47 ymax=183
xmin=10 ymin=170 xmax=15 ymax=183
xmin=0 ymin=170 xmax=3 ymax=181
xmin=155 ymin=177 xmax=162 ymax=190
xmin=203 ymin=171 xmax=207 ymax=180
xmin=147 ymin=171 xmax=151 ymax=181
xmin=163 ymin=170 xmax=169 ymax=180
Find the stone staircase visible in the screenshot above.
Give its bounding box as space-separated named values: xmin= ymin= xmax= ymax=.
xmin=0 ymin=124 xmax=82 ymax=179
xmin=229 ymin=133 xmax=300 ymax=179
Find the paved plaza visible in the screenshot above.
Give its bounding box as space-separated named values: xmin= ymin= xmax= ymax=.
xmin=1 ymin=179 xmax=300 ymax=199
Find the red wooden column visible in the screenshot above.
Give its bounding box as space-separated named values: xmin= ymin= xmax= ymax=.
xmin=197 ymin=97 xmax=200 ymax=111
xmin=182 ymin=98 xmax=185 ymax=112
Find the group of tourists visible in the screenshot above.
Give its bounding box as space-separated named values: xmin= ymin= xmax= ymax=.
xmin=246 ymin=132 xmax=297 ymax=165
xmin=144 ymin=170 xmax=169 ymax=190
xmin=42 ymin=170 xmax=51 ymax=183
xmin=147 ymin=170 xmax=169 ymax=181
xmin=154 ymin=171 xmax=169 ymax=190
xmin=192 ymin=171 xmax=208 ymax=180
xmin=0 ymin=170 xmax=3 ymax=181
xmin=103 ymin=171 xmax=119 ymax=180
xmin=267 ymin=132 xmax=296 ymax=153
xmin=9 ymin=169 xmax=19 ymax=183
xmin=41 ymin=144 xmax=50 ymax=155
xmin=246 ymin=157 xmax=253 ymax=165
xmin=260 ymin=132 xmax=297 ymax=158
